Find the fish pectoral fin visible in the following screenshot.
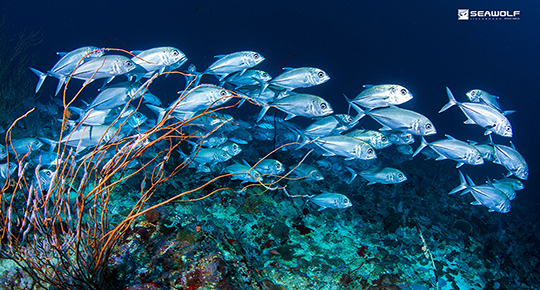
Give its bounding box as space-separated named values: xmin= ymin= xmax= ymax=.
xmin=367 ymin=181 xmax=377 ymax=185
xmin=318 ymin=206 xmax=327 ymax=211
xmin=463 ymin=118 xmax=476 ymax=124
xmin=435 ymin=155 xmax=447 ymax=161
xmin=483 ymin=129 xmax=493 ymax=135
xmin=455 ymin=162 xmax=464 ymax=168
xmin=471 ymin=201 xmax=482 ymax=206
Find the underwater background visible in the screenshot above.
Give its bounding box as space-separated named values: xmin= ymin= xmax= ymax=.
xmin=0 ymin=0 xmax=539 ymax=289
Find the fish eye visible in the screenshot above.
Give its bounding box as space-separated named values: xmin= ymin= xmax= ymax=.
xmin=347 ymin=116 xmax=352 ymax=122
xmin=381 ymin=137 xmax=387 ymax=142
xmin=253 ymin=53 xmax=260 ymax=59
xmin=262 ymin=72 xmax=268 ymax=77
xmin=222 ymin=153 xmax=227 ymax=157
xmin=506 ymin=126 xmax=511 ymax=131
xmin=220 ymin=90 xmax=227 ymax=96
xmin=320 ymin=103 xmax=327 ymax=109
xmin=367 ymin=148 xmax=373 ymax=154
xmin=125 ymin=61 xmax=133 ymax=66
xmin=425 ymin=123 xmax=432 ymax=129
xmin=173 ymin=50 xmax=179 ymax=56
xmin=400 ymin=89 xmax=407 ymax=95
xmin=46 ymin=171 xmax=52 ymax=176
xmin=317 ymin=71 xmax=325 ymax=78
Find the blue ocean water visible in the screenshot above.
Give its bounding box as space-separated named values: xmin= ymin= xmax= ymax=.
xmin=1 ymin=1 xmax=539 ymax=289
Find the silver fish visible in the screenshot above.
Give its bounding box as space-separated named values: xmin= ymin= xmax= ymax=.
xmin=217 ymin=141 xmax=242 ymax=156
xmin=189 ymin=131 xmax=227 ymax=148
xmin=313 ymin=135 xmax=376 ymax=160
xmin=224 ymin=163 xmax=263 ymax=183
xmin=308 ymin=191 xmax=352 ymax=211
xmin=349 ymin=102 xmax=436 ymax=136
xmin=351 ymin=84 xmax=413 ymax=109
xmin=440 ymin=87 xmax=512 ymax=137
xmin=224 ymin=69 xmax=271 ymax=89
xmin=87 ymin=81 xmax=144 ymax=111
xmin=259 ymin=93 xmax=333 ymax=121
xmin=493 ymin=178 xmax=524 ymax=191
xmin=491 ymin=141 xmax=528 ymax=180
xmin=142 ymin=91 xmax=163 ymax=106
xmin=470 ymin=142 xmax=496 ymax=162
xmin=40 ymin=125 xmax=122 ymax=151
xmin=254 ymin=159 xmax=285 ymax=176
xmin=490 ymin=179 xmax=516 ymax=200
xmin=0 ymin=162 xmax=17 ymax=180
xmin=269 ymin=67 xmax=329 ymax=91
xmin=0 ymin=144 xmax=7 ymax=160
xmin=413 ymin=135 xmax=483 ymax=168
xmin=30 ymin=46 xmax=104 ymax=95
xmin=345 ymin=129 xmax=392 ymax=150
xmin=159 ymin=85 xmax=232 ymax=122
xmin=32 ymin=168 xmax=56 ymax=193
xmin=292 ymin=164 xmax=324 ymax=181
xmin=72 ymin=105 xmax=129 ymax=127
xmin=386 ymin=132 xmax=415 ymax=145
xmin=466 ymin=89 xmax=502 ymax=111
xmin=71 ymin=55 xmax=136 ymax=85
xmin=450 ymin=171 xmax=510 ymax=213
xmin=350 ymin=166 xmax=407 ymax=185
xmin=131 ymin=46 xmax=187 ymax=76
xmin=304 ymin=114 xmax=357 ymax=137
xmin=205 ymin=51 xmax=264 ymax=81
xmin=179 ymin=148 xmax=232 ymax=165
xmin=8 ymin=138 xmax=44 ymax=155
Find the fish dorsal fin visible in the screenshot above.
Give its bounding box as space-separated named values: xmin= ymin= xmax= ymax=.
xmin=445 ymin=134 xmax=457 ymax=140
xmin=56 ymin=52 xmax=68 ymax=57
xmin=241 ymin=159 xmax=251 ymax=167
xmin=214 ymin=54 xmax=226 ymax=58
xmin=503 ymin=110 xmax=515 ymax=116
xmin=130 ymin=50 xmax=144 ymax=55
xmin=510 ymin=141 xmax=517 ymax=150
xmin=281 ymin=67 xmax=294 ymax=71
xmin=363 ymin=84 xmax=374 ymax=88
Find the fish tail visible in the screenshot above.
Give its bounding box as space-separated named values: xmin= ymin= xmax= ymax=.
xmin=29 ymin=67 xmax=47 ymax=93
xmin=256 ymin=106 xmax=270 ymax=123
xmin=412 ymin=136 xmax=428 ymax=158
xmin=449 ymin=170 xmax=468 ymax=194
xmin=54 ymin=76 xmax=66 ymax=96
xmin=345 ymin=166 xmax=357 ymax=184
xmin=146 ymin=104 xmax=167 ymax=123
xmin=293 ymin=128 xmax=311 ymax=149
xmin=343 ymin=94 xmax=365 ymax=123
xmin=439 ymin=87 xmax=457 ymax=113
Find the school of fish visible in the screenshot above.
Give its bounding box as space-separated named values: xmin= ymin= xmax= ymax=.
xmin=0 ymin=45 xmax=528 ymax=213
